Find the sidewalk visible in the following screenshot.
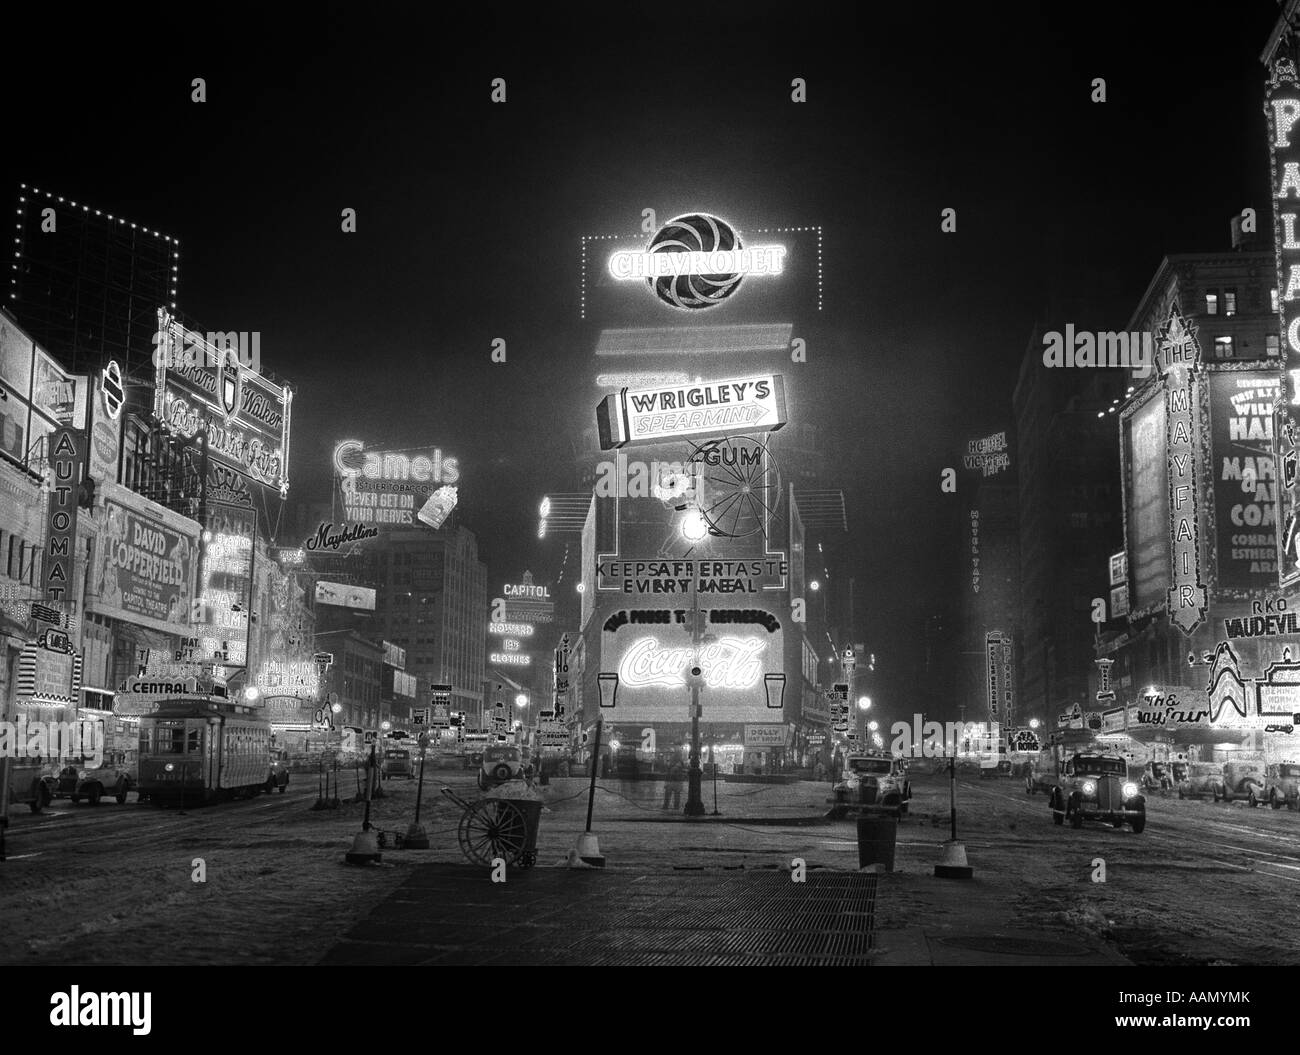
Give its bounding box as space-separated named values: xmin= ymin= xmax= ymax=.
xmin=318 ymin=860 xmax=1128 ymax=966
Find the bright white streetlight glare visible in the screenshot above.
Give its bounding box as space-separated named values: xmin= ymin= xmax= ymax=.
xmin=243 ymin=687 xmax=260 ymax=702
xmin=680 ymin=508 xmax=709 ymax=542
xmin=857 ymin=696 xmax=872 ymax=711
xmin=515 ymin=693 xmax=528 ymax=707
xmin=809 ymin=580 xmax=820 ymax=591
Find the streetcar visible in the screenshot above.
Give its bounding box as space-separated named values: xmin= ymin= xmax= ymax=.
xmin=137 ymin=698 xmax=279 ymax=805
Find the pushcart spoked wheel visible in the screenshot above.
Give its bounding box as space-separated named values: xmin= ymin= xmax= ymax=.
xmin=441 ymin=787 xmax=536 ymax=869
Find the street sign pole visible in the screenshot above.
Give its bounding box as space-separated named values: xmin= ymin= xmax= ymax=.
xmin=406 ymin=731 xmax=430 ymax=849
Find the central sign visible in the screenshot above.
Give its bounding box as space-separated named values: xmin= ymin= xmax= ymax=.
xmin=596 ymin=374 xmax=787 ymax=451
xmin=606 ymin=213 xmax=786 ymax=311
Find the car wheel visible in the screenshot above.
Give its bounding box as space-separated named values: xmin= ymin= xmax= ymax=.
xmin=70 ymin=794 xmax=81 ymax=805
xmin=1248 ymin=791 xmax=1259 ymax=808
xmin=492 ymin=763 xmax=513 ymax=782
xmin=115 ymin=781 xmax=128 ymax=805
xmin=87 ymin=785 xmax=102 ymax=807
xmin=1130 ymin=808 xmax=1146 ymax=834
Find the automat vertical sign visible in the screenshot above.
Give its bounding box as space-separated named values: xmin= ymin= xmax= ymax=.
xmin=44 ymin=427 xmax=85 ymax=601
xmin=1265 ymin=58 xmax=1300 ymax=588
xmin=1156 ymin=306 xmax=1207 ymax=634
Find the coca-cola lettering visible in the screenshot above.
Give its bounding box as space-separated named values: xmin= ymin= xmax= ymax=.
xmin=618 ymin=635 xmax=767 ymax=691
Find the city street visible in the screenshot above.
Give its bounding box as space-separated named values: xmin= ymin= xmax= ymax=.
xmin=2 ymin=767 xmax=1295 ymax=965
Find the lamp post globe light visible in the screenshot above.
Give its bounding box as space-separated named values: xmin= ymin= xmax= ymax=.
xmin=857 ymin=696 xmax=872 ymax=711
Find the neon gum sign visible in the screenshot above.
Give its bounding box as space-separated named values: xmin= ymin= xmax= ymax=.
xmin=618 ymin=635 xmax=766 ymax=691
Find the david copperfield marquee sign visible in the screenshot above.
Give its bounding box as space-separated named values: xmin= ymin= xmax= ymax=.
xmin=153 ymin=311 xmax=292 ymax=493
xmin=597 ymin=375 xmax=788 ymax=450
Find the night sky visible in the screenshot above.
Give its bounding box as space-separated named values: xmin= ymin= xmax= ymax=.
xmin=1 ymin=1 xmax=1285 ymax=711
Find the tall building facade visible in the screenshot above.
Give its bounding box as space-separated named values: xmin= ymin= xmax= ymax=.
xmin=1014 ymin=323 xmax=1126 ymax=726
xmin=359 ymin=525 xmax=487 ymax=720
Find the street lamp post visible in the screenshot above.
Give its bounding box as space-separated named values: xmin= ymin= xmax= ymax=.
xmin=679 ymin=508 xmax=710 ymax=818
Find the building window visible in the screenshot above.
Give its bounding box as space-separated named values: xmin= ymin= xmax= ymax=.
xmin=1224 ymin=290 xmax=1237 ymax=316
xmin=1213 ymin=336 xmax=1233 ymax=359
xmin=1205 ymin=292 xmax=1218 ymax=315
xmin=1273 ymin=288 xmax=1281 ymax=313
xmin=1268 ymin=334 xmax=1281 ymax=357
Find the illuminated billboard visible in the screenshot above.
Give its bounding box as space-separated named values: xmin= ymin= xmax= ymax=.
xmin=153 ymin=311 xmax=291 ymax=493
xmin=0 ymin=314 xmax=88 ymax=467
xmin=600 ymin=605 xmax=784 ymax=723
xmin=597 ymin=375 xmax=787 ymax=451
xmin=90 ymin=481 xmax=200 ymax=637
xmin=1121 ymin=388 xmax=1170 ymax=615
xmin=333 ymin=440 xmax=460 ymax=527
xmin=188 ymin=505 xmax=255 ymax=672
xmin=1210 ymin=371 xmax=1280 ymax=595
xmin=315 ymin=581 xmax=376 ymax=610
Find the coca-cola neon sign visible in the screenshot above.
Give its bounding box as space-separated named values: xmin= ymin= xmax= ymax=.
xmin=617 ymin=635 xmax=767 ymax=691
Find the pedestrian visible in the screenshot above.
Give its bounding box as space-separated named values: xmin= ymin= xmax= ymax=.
xmin=814 ymin=759 xmax=825 ymax=782
xmin=663 ymin=757 xmax=684 ymax=810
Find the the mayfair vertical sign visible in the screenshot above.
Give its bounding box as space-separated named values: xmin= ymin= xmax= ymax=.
xmin=1266 ymin=58 xmax=1300 ymax=588
xmin=1156 ymin=306 xmax=1207 ymax=635
xmin=44 ymin=427 xmax=85 ymax=601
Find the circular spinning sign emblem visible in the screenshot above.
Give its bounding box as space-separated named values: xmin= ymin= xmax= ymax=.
xmin=647 ymin=213 xmax=745 ymax=310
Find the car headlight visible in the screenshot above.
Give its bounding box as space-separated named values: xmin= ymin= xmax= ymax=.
xmin=79 ymin=770 xmax=91 ymax=781
xmin=1123 ymin=782 xmax=1139 ymax=799
xmin=164 ymin=763 xmax=175 ymax=773
xmin=1082 ymin=781 xmax=1096 ymax=796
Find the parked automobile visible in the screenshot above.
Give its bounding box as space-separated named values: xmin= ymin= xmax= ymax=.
xmin=828 ymin=753 xmax=911 ymax=819
xmin=48 ymin=752 xmax=136 ymax=805
xmin=1 ymin=757 xmax=52 ymax=814
xmin=1140 ymin=760 xmax=1174 ymax=793
xmin=1049 ymin=753 xmax=1145 ymax=832
xmin=1177 ymin=761 xmax=1221 ymax=800
xmin=1263 ymin=762 xmax=1300 ymax=811
xmin=477 ymin=745 xmax=526 ymax=791
xmin=381 ymin=748 xmax=414 ymax=779
xmin=1212 ymin=761 xmax=1267 ymax=805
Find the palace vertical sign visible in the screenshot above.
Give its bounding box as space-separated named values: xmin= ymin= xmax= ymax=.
xmin=44 ymin=427 xmax=85 ymax=601
xmin=1267 ymin=58 xmax=1300 ymax=587
xmin=1156 ymin=306 xmax=1207 ymax=635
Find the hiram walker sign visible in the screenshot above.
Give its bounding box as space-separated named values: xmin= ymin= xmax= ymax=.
xmin=596 ymin=375 xmax=788 ymax=451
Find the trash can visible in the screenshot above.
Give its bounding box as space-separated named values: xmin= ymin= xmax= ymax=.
xmin=857 ymin=815 xmax=897 ymax=872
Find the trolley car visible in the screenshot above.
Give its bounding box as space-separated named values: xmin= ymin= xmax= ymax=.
xmin=138 ymin=698 xmax=279 ymax=805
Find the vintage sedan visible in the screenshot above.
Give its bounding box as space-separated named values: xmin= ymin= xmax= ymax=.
xmin=1177 ymin=761 xmax=1221 ymax=800
xmin=1212 ymin=761 xmax=1267 ymax=806
xmin=1263 ymin=762 xmax=1300 ymax=811
xmin=1049 ymin=753 xmax=1145 ymax=833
